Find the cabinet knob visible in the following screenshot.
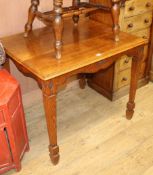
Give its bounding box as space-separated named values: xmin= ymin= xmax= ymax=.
xmin=128 ymin=6 xmax=135 ymax=11
xmin=128 ymin=23 xmax=133 ymax=28
xmin=143 ymin=36 xmax=147 ymax=39
xmin=124 ymin=58 xmax=129 ymax=64
xmin=122 ymin=77 xmax=128 ymax=82
xmin=146 ymin=2 xmax=152 ymax=8
xmin=144 ymin=18 xmax=149 ymax=24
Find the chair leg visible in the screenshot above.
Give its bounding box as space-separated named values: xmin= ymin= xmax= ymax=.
xmin=24 ymin=0 xmax=40 ymax=37
xmin=72 ymin=15 xmax=80 ymax=26
xmin=111 ymin=0 xmax=120 ymax=42
xmin=53 ymin=0 xmax=64 ymax=59
xmin=72 ymin=0 xmax=80 ymax=26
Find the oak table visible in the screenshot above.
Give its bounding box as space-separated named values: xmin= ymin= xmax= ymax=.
xmin=1 ymin=19 xmax=147 ymax=166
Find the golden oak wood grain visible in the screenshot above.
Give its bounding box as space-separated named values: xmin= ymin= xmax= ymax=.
xmin=1 ymin=19 xmax=146 ymax=80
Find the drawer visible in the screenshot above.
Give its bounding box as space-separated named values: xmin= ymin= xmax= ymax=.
xmin=131 ymin=28 xmax=150 ymax=41
xmin=124 ymin=0 xmax=153 ymax=18
xmin=117 ymin=69 xmax=131 ymax=89
xmin=118 ymin=55 xmax=132 ymax=71
xmin=122 ymin=12 xmax=152 ymax=33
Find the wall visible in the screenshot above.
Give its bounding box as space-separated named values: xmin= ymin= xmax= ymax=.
xmin=0 ymin=0 xmax=72 ymax=94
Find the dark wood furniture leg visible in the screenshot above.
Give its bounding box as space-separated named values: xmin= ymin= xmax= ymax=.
xmin=126 ymin=47 xmax=144 ymax=120
xmin=42 ymin=80 xmax=59 ymax=165
xmin=72 ymin=0 xmax=80 ymax=26
xmin=111 ymin=0 xmax=120 ymax=42
xmin=79 ymin=74 xmax=86 ymax=89
xmin=24 ymin=0 xmax=40 ymax=37
xmin=53 ymin=0 xmax=64 ymax=59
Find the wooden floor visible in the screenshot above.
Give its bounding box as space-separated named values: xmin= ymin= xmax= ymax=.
xmin=4 ymin=82 xmax=153 ymax=175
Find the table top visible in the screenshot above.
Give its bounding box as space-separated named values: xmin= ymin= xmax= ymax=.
xmin=1 ymin=19 xmax=147 ymax=80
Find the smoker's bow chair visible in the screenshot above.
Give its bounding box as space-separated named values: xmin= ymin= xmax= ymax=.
xmin=24 ymin=0 xmax=121 ymax=59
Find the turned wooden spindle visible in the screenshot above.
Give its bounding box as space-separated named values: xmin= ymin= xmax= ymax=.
xmin=53 ymin=0 xmax=64 ymax=59
xmin=24 ymin=0 xmax=40 ymax=37
xmin=72 ymin=0 xmax=80 ymax=26
xmin=111 ymin=0 xmax=120 ymax=42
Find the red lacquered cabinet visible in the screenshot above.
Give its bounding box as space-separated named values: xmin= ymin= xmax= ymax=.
xmin=0 ymin=69 xmax=29 ymax=174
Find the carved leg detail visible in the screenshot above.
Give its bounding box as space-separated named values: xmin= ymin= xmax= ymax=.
xmin=126 ymin=47 xmax=144 ymax=120
xmin=111 ymin=0 xmax=120 ymax=42
xmin=24 ymin=0 xmax=39 ymax=37
xmin=126 ymin=102 xmax=135 ymax=120
xmin=49 ymin=145 xmax=59 ymax=165
xmin=53 ymin=0 xmax=64 ymax=59
xmin=42 ymin=81 xmax=59 ymax=165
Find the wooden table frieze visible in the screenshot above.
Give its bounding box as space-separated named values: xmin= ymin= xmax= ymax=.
xmin=1 ymin=19 xmax=147 ymax=165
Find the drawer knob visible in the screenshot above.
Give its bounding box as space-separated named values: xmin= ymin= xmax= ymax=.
xmin=122 ymin=77 xmax=128 ymax=82
xmin=144 ymin=19 xmax=149 ymax=24
xmin=146 ymin=2 xmax=152 ymax=8
xmin=127 ymin=23 xmax=133 ymax=28
xmin=143 ymin=36 xmax=147 ymax=39
xmin=124 ymin=59 xmax=129 ymax=64
xmin=128 ymin=6 xmax=135 ymax=11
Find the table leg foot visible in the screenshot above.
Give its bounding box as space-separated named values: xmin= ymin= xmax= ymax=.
xmin=126 ymin=102 xmax=135 ymax=120
xmin=49 ymin=145 xmax=60 ymax=165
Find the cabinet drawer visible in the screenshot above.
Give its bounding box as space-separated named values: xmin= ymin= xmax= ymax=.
xmin=131 ymin=28 xmax=150 ymax=41
xmin=118 ymin=55 xmax=132 ymax=71
xmin=117 ymin=69 xmax=131 ymax=89
xmin=124 ymin=0 xmax=153 ymax=18
xmin=122 ymin=12 xmax=152 ymax=33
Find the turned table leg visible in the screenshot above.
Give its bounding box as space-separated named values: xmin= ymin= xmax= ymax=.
xmin=111 ymin=0 xmax=120 ymax=42
xmin=42 ymin=81 xmax=59 ymax=165
xmin=53 ymin=0 xmax=64 ymax=59
xmin=126 ymin=47 xmax=144 ymax=120
xmin=72 ymin=0 xmax=80 ymax=26
xmin=24 ymin=0 xmax=39 ymax=37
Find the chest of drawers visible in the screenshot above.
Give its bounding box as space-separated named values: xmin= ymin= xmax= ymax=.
xmin=88 ymin=0 xmax=153 ymax=100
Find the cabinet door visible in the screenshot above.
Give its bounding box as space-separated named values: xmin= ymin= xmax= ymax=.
xmin=0 ymin=128 xmax=12 ymax=169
